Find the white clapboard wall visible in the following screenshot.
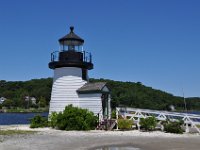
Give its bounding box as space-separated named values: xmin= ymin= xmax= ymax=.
xmin=49 ymin=67 xmax=103 ymax=116
xmin=79 ymin=93 xmax=102 ymax=115
xmin=49 ymin=67 xmax=86 ymax=113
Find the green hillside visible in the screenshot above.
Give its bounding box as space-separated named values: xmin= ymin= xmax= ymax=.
xmin=0 ymin=78 xmax=200 ymax=111
xmin=90 ymin=78 xmax=200 ymax=111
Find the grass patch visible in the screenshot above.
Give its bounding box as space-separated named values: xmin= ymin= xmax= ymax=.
xmin=196 ymin=125 xmax=200 ymax=128
xmin=0 ymin=130 xmax=36 ymax=135
xmin=5 ymin=107 xmax=49 ymax=113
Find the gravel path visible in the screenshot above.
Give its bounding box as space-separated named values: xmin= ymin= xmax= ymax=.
xmin=0 ymin=125 xmax=199 ymax=150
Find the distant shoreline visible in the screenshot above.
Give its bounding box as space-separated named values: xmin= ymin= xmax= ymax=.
xmin=0 ymin=108 xmax=49 ymax=113
xmin=1 ymin=108 xmax=199 ymax=113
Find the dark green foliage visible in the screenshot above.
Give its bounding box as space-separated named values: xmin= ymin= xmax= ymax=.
xmin=140 ymin=117 xmax=157 ymax=131
xmin=111 ymin=110 xmax=116 ymax=119
xmin=164 ymin=121 xmax=184 ymax=134
xmin=30 ymin=115 xmax=48 ymax=128
xmin=49 ymin=105 xmax=98 ymax=130
xmin=38 ymin=97 xmax=47 ymax=108
xmin=2 ymin=99 xmax=14 ymax=108
xmin=49 ymin=112 xmax=58 ymax=128
xmin=118 ymin=119 xmax=133 ymax=130
xmin=1 ymin=78 xmax=200 ymax=111
xmin=0 ymin=78 xmax=52 ymax=108
xmin=90 ymin=78 xmax=200 ymax=111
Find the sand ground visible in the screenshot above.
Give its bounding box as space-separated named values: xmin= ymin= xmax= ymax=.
xmin=0 ymin=125 xmax=200 ymax=150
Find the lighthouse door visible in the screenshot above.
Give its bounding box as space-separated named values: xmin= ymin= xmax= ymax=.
xmin=102 ymin=93 xmax=109 ymax=119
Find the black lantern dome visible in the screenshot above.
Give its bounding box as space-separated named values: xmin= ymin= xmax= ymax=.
xmin=49 ymin=26 xmax=93 ymax=71
xmin=58 ymin=26 xmax=85 ymax=51
xmin=59 ymin=26 xmax=84 ymax=46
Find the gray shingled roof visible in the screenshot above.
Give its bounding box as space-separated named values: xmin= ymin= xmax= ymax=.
xmin=77 ymin=82 xmax=108 ymax=94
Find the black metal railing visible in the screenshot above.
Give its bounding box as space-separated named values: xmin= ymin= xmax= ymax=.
xmin=50 ymin=50 xmax=92 ymax=63
xmin=51 ymin=51 xmax=59 ymax=62
xmin=82 ymin=51 xmax=92 ymax=63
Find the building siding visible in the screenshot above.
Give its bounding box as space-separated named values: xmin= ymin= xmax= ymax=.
xmin=79 ymin=93 xmax=102 ymax=116
xmin=49 ymin=67 xmax=86 ymax=113
xmin=49 ymin=67 xmax=103 ymax=117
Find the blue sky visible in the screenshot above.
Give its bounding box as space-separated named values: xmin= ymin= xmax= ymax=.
xmin=0 ymin=0 xmax=200 ymax=97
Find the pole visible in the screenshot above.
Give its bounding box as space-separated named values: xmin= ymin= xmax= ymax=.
xmin=182 ymin=88 xmax=187 ymax=113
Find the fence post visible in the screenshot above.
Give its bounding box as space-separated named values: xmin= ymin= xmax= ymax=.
xmin=185 ymin=123 xmax=189 ymax=133
xmin=116 ymin=108 xmax=119 ymax=130
xmin=137 ymin=118 xmax=141 ymax=131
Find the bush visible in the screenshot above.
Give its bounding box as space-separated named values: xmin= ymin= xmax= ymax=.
xmin=111 ymin=110 xmax=116 ymax=119
xmin=49 ymin=112 xmax=58 ymax=128
xmin=30 ymin=115 xmax=48 ymax=128
xmin=49 ymin=105 xmax=98 ymax=130
xmin=140 ymin=117 xmax=157 ymax=131
xmin=164 ymin=121 xmax=184 ymax=134
xmin=118 ymin=119 xmax=132 ymax=130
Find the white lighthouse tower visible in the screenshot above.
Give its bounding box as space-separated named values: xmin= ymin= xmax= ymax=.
xmin=48 ymin=27 xmax=111 ymax=119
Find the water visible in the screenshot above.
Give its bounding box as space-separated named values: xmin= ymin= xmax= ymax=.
xmin=188 ymin=111 xmax=200 ymax=115
xmin=0 ymin=112 xmax=48 ymax=125
xmin=93 ymin=146 xmax=140 ymax=150
xmin=0 ymin=111 xmax=199 ymax=125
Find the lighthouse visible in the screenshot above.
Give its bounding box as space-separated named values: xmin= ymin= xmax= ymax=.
xmin=49 ymin=27 xmax=111 ymax=120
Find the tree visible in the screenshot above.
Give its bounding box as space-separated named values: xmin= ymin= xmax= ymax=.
xmin=2 ymin=99 xmax=14 ymax=109
xmin=1 ymin=78 xmax=200 ymax=111
xmin=38 ymin=97 xmax=47 ymax=108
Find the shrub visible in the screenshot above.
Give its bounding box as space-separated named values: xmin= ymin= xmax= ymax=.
xmin=140 ymin=117 xmax=157 ymax=131
xmin=49 ymin=105 xmax=98 ymax=130
xmin=118 ymin=119 xmax=132 ymax=130
xmin=196 ymin=124 xmax=200 ymax=128
xmin=49 ymin=112 xmax=58 ymax=128
xmin=164 ymin=121 xmax=184 ymax=134
xmin=111 ymin=110 xmax=116 ymax=119
xmin=30 ymin=115 xmax=48 ymax=128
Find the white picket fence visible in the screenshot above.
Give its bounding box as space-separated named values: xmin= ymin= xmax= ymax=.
xmin=116 ymin=107 xmax=200 ymax=133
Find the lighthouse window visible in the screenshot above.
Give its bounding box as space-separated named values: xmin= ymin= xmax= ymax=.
xmin=68 ymin=45 xmax=75 ymax=51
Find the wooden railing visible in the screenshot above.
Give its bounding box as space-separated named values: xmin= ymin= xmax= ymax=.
xmin=116 ymin=107 xmax=200 ymax=133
